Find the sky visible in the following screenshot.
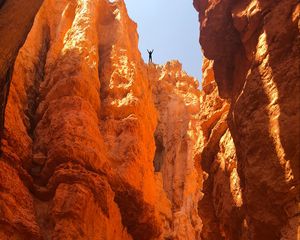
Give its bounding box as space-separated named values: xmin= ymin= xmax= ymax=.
xmin=123 ymin=0 xmax=203 ymax=82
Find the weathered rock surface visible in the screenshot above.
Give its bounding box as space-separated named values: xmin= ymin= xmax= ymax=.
xmin=0 ymin=0 xmax=43 ymax=147
xmin=1 ymin=0 xmax=299 ymax=239
xmin=1 ymin=0 xmax=203 ymax=239
xmin=149 ymin=61 xmax=203 ymax=239
xmin=1 ymin=0 xmax=157 ymax=239
xmin=194 ymin=0 xmax=300 ymax=239
xmin=197 ymin=58 xmax=243 ymax=240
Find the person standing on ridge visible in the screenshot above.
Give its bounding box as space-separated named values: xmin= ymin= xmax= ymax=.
xmin=147 ymin=49 xmax=154 ymax=63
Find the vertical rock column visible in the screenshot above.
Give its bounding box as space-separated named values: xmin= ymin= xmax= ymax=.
xmin=1 ymin=0 xmax=161 ymax=239
xmin=194 ymin=0 xmax=300 ymax=239
xmin=97 ymin=1 xmax=162 ymax=239
xmin=150 ymin=61 xmax=203 ymax=240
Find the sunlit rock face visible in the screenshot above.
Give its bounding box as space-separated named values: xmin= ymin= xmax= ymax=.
xmin=194 ymin=0 xmax=300 ymax=239
xmin=1 ymin=0 xmax=157 ymax=239
xmin=149 ymin=61 xmax=203 ymax=239
xmin=2 ymin=0 xmax=298 ymax=239
xmin=197 ymin=58 xmax=244 ymax=240
xmin=1 ymin=0 xmax=204 ymax=239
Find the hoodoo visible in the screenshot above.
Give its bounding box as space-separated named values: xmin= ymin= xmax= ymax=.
xmin=0 ymin=0 xmax=299 ymax=239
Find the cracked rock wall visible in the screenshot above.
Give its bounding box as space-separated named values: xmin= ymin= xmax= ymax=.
xmin=1 ymin=0 xmax=203 ymax=239
xmin=194 ymin=0 xmax=300 ymax=239
xmin=1 ymin=0 xmax=158 ymax=239
xmin=1 ymin=0 xmax=298 ymax=239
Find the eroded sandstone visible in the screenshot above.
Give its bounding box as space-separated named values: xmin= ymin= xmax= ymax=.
xmin=1 ymin=0 xmax=158 ymax=239
xmin=194 ymin=0 xmax=300 ymax=239
xmin=0 ymin=0 xmax=299 ymax=239
xmin=1 ymin=0 xmax=204 ymax=239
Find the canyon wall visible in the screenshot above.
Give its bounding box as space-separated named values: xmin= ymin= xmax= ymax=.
xmin=0 ymin=0 xmax=203 ymax=239
xmin=0 ymin=0 xmax=43 ymax=147
xmin=1 ymin=0 xmax=299 ymax=239
xmin=197 ymin=58 xmax=243 ymax=240
xmin=1 ymin=0 xmax=158 ymax=238
xmin=194 ymin=0 xmax=300 ymax=239
xmin=150 ymin=61 xmax=203 ymax=239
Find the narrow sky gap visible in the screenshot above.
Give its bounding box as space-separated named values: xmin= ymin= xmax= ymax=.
xmin=124 ymin=0 xmax=203 ymax=83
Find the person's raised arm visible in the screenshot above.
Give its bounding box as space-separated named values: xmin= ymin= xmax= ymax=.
xmin=152 ymin=49 xmax=154 ymax=53
xmin=147 ymin=49 xmax=150 ymax=53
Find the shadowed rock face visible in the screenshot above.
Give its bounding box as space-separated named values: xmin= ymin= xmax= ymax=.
xmin=0 ymin=0 xmax=43 ymax=147
xmin=1 ymin=0 xmax=298 ymax=239
xmin=197 ymin=58 xmax=243 ymax=240
xmin=194 ymin=0 xmax=300 ymax=239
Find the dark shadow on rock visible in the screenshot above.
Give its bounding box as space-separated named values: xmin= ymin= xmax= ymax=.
xmin=227 ymin=1 xmax=299 ymax=238
xmin=196 ymin=0 xmax=299 ymax=238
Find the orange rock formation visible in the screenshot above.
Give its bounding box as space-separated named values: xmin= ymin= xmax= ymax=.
xmin=0 ymin=0 xmax=202 ymax=239
xmin=150 ymin=61 xmax=203 ymax=239
xmin=0 ymin=0 xmax=43 ymax=148
xmin=194 ymin=0 xmax=300 ymax=239
xmin=0 ymin=0 xmax=299 ymax=239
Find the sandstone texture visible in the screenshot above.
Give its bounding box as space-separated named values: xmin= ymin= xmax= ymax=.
xmin=1 ymin=0 xmax=299 ymax=239
xmin=197 ymin=58 xmax=243 ymax=240
xmin=1 ymin=0 xmax=156 ymax=238
xmin=0 ymin=0 xmax=43 ymax=146
xmin=149 ymin=61 xmax=203 ymax=239
xmin=194 ymin=0 xmax=300 ymax=239
xmin=1 ymin=0 xmax=203 ymax=239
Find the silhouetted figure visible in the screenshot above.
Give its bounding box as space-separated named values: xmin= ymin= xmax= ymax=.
xmin=147 ymin=49 xmax=154 ymax=63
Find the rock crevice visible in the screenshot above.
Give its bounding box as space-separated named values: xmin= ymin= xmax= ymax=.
xmin=0 ymin=0 xmax=298 ymax=239
xmin=194 ymin=0 xmax=300 ymax=239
